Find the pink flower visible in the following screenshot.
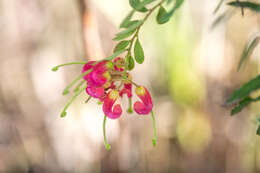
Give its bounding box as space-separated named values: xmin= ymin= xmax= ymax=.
xmin=103 ymin=90 xmax=122 ymax=119
xmin=113 ymin=57 xmax=125 ymax=72
xmin=120 ymin=83 xmax=132 ymax=98
xmin=134 ymin=86 xmax=153 ymax=115
xmin=82 ymin=61 xmax=95 ymax=81
xmin=87 ymin=61 xmax=112 ymax=87
xmin=86 ymin=86 xmax=104 ymax=98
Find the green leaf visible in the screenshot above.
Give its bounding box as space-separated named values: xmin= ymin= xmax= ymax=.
xmin=134 ymin=39 xmax=144 ymax=64
xmin=120 ymin=10 xmax=135 ymax=28
xmin=257 ymin=125 xmax=260 ymax=135
xmin=105 ymin=49 xmax=126 ymax=61
xmin=121 ymin=20 xmax=140 ymax=29
xmin=157 ymin=6 xmax=169 ymax=24
xmin=129 ymin=0 xmax=148 ymax=12
xmin=231 ymin=97 xmax=252 ymax=115
xmin=226 ymin=75 xmax=260 ymax=104
xmin=113 ymin=20 xmax=142 ymax=41
xmin=231 ymin=96 xmax=260 ymax=115
xmin=238 ymin=36 xmax=260 ymax=71
xmin=156 ymin=0 xmax=184 ymax=24
xmin=227 ymin=1 xmax=260 ymax=12
xmin=113 ymin=30 xmax=136 ymax=41
xmin=126 ymin=54 xmax=135 ymax=70
xmin=113 ymin=40 xmax=130 ymax=53
xmin=257 ymin=118 xmax=260 ymax=135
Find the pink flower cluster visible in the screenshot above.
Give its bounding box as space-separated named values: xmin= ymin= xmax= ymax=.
xmin=81 ymin=57 xmax=153 ymax=119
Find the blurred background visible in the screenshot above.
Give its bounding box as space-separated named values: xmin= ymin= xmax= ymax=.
xmin=0 ymin=0 xmax=260 ymax=172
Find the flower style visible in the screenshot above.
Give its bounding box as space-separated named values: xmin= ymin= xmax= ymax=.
xmin=53 ymin=57 xmax=157 ymax=150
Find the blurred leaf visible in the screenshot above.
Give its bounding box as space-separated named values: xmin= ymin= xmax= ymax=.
xmin=167 ymin=0 xmax=174 ymax=4
xmin=238 ymin=36 xmax=260 ymax=71
xmin=226 ymin=75 xmax=260 ymax=104
xmin=129 ymin=0 xmax=148 ymax=12
xmin=213 ymin=0 xmax=224 ymax=14
xmin=113 ymin=30 xmax=136 ymax=41
xmin=156 ymin=6 xmax=169 ymax=24
xmin=126 ymin=54 xmax=135 ymax=70
xmin=122 ymin=20 xmax=140 ymax=29
xmin=227 ymin=1 xmax=260 ymax=12
xmin=113 ymin=20 xmax=142 ymax=41
xmin=257 ymin=118 xmax=260 ymax=135
xmin=156 ymin=0 xmax=184 ymax=24
xmin=105 ymin=49 xmax=126 ymax=61
xmin=134 ymin=39 xmax=144 ymax=64
xmin=231 ymin=96 xmax=260 ymax=115
xmin=257 ymin=125 xmax=260 ymax=135
xmin=211 ymin=10 xmax=235 ymax=29
xmin=120 ymin=10 xmax=135 ymax=28
xmin=231 ymin=97 xmax=251 ymax=115
xmin=113 ymin=40 xmax=130 ymax=53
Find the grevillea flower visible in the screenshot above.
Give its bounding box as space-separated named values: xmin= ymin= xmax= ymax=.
xmin=103 ymin=90 xmax=122 ymax=119
xmin=113 ymin=57 xmax=125 ymax=72
xmin=134 ymin=86 xmax=153 ymax=115
xmin=120 ymin=83 xmax=132 ymax=98
xmin=53 ymin=57 xmax=157 ymax=150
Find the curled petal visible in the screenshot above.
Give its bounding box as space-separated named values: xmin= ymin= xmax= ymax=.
xmin=86 ymin=86 xmax=104 ymax=98
xmin=103 ymin=90 xmax=122 ymax=119
xmin=120 ymin=83 xmax=132 ymax=98
xmin=134 ymin=86 xmax=153 ymax=115
xmin=87 ymin=61 xmax=111 ymax=87
xmin=82 ymin=61 xmax=95 ymax=80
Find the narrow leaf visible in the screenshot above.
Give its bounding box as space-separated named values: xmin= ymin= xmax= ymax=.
xmin=134 ymin=39 xmax=144 ymax=64
xmin=157 ymin=6 xmax=169 ymax=24
xmin=227 ymin=1 xmax=260 ymax=12
xmin=129 ymin=0 xmax=148 ymax=12
xmin=211 ymin=10 xmax=234 ymax=30
xmin=257 ymin=118 xmax=260 ymax=135
xmin=231 ymin=97 xmax=252 ymax=115
xmin=122 ymin=20 xmax=140 ymax=29
xmin=120 ymin=10 xmax=135 ymax=28
xmin=214 ymin=0 xmax=224 ymax=14
xmin=226 ymin=75 xmax=260 ymax=104
xmin=126 ymin=54 xmax=135 ymax=70
xmin=105 ymin=49 xmax=126 ymax=61
xmin=113 ymin=20 xmax=142 ymax=41
xmin=113 ymin=29 xmax=136 ymax=41
xmin=238 ymin=36 xmax=260 ymax=71
xmin=257 ymin=125 xmax=260 ymax=135
xmin=113 ymin=40 xmax=130 ymax=53
xmin=156 ymin=0 xmax=184 ymax=24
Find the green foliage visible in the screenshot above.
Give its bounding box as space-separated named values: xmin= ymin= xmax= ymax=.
xmin=126 ymin=54 xmax=135 ymax=70
xmin=113 ymin=20 xmax=143 ymax=41
xmin=226 ymin=75 xmax=260 ymax=104
xmin=257 ymin=118 xmax=260 ymax=135
xmin=113 ymin=40 xmax=130 ymax=53
xmin=120 ymin=10 xmax=135 ymax=28
xmin=238 ymin=36 xmax=260 ymax=71
xmin=227 ymin=1 xmax=260 ymax=12
xmin=230 ymin=96 xmax=260 ymax=115
xmin=105 ymin=49 xmax=126 ymax=61
xmin=156 ymin=0 xmax=184 ymax=24
xmin=134 ymin=39 xmax=145 ymax=64
xmin=129 ymin=0 xmax=148 ymax=12
xmin=156 ymin=6 xmax=168 ymax=24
